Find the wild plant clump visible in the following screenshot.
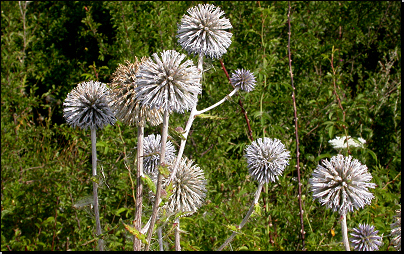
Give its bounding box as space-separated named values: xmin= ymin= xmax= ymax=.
xmin=1 ymin=1 xmax=400 ymax=251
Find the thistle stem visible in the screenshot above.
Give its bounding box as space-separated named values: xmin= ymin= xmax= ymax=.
xmin=134 ymin=123 xmax=144 ymax=251
xmin=175 ymin=217 xmax=181 ymax=251
xmin=91 ymin=128 xmax=103 ymax=251
xmin=145 ymin=110 xmax=169 ymax=251
xmin=341 ymin=214 xmax=350 ymax=251
xmin=158 ymin=226 xmax=164 ymax=251
xmin=217 ymin=182 xmax=264 ymax=251
xmin=196 ymin=87 xmax=239 ymax=115
xmin=168 ymin=55 xmax=239 ymax=184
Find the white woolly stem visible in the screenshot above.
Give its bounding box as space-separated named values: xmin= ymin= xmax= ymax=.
xmin=91 ymin=128 xmax=103 ymax=251
xmin=168 ymin=54 xmax=238 ymax=184
xmin=134 ymin=123 xmax=144 ymax=251
xmin=167 ymin=54 xmax=204 ymax=183
xmin=341 ymin=214 xmax=350 ymax=251
xmin=196 ymin=87 xmax=239 ymax=115
xmin=217 ymin=182 xmax=264 ymax=251
xmin=175 ymin=217 xmax=181 ymax=251
xmin=145 ymin=110 xmax=169 ymax=251
xmin=157 ymin=226 xmax=164 ymax=251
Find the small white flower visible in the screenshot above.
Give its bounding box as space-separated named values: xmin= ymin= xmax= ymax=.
xmin=328 ymin=136 xmax=366 ymax=149
xmin=177 ymin=4 xmax=233 ymax=59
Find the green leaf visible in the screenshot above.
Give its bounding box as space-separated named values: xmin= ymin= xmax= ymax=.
xmin=122 ymin=222 xmax=148 ymax=245
xmin=158 ymin=164 xmax=170 ymax=178
xmin=195 ymin=113 xmax=226 ymax=120
xmin=142 ymin=175 xmax=156 ymax=194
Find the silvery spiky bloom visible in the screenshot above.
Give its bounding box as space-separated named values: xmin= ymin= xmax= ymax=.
xmin=109 ymin=58 xmax=163 ymax=126
xmin=149 ymin=157 xmax=207 ymax=216
xmin=230 ymin=69 xmax=257 ymax=92
xmin=177 ymin=4 xmax=233 ymax=59
xmin=328 ymin=136 xmax=366 ymax=149
xmin=143 ymin=134 xmax=176 ymax=176
xmin=63 ymin=80 xmax=116 ymax=130
xmin=390 ymin=207 xmax=401 ymax=251
xmin=309 ymin=154 xmax=376 ymax=215
xmin=135 ymin=50 xmax=202 ymax=113
xmin=244 ymin=138 xmax=291 ymax=183
xmin=350 ymin=224 xmax=383 ymax=251
xmin=166 ymin=157 xmax=207 ymax=216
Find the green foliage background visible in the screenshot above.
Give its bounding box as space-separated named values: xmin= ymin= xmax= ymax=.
xmin=1 ymin=1 xmax=401 ymax=251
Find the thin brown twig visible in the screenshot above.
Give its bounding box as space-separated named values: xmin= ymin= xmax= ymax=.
xmin=51 ymin=196 xmax=59 ymax=251
xmin=287 ymin=2 xmax=305 ymax=249
xmin=219 ymin=59 xmax=253 ymax=141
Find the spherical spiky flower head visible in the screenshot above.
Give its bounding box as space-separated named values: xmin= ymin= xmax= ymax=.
xmin=230 ymin=69 xmax=257 ymax=92
xmin=165 ymin=157 xmax=207 ymax=216
xmin=143 ymin=134 xmax=176 ymax=176
xmin=148 ymin=157 xmax=207 ymax=217
xmin=177 ymin=4 xmax=233 ymax=59
xmin=63 ymin=80 xmax=116 ymax=130
xmin=135 ymin=50 xmax=202 ymax=113
xmin=390 ymin=207 xmax=401 ymax=251
xmin=309 ymin=154 xmax=376 ymax=215
xmin=350 ymin=224 xmax=383 ymax=251
xmin=108 ymin=58 xmax=163 ymax=127
xmin=244 ymin=138 xmax=291 ymax=183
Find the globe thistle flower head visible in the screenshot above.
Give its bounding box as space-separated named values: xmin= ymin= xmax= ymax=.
xmin=244 ymin=138 xmax=291 ymax=184
xmin=350 ymin=223 xmax=383 ymax=251
xmin=309 ymin=154 xmax=376 ymax=215
xmin=390 ymin=207 xmax=401 ymax=251
xmin=148 ymin=157 xmax=207 ymax=217
xmin=328 ymin=136 xmax=366 ymax=149
xmin=63 ymin=80 xmax=116 ymax=130
xmin=135 ymin=50 xmax=202 ymax=114
xmin=142 ymin=134 xmax=176 ymax=176
xmin=177 ymin=4 xmax=233 ymax=59
xmin=166 ymin=157 xmax=207 ymax=216
xmin=230 ymin=69 xmax=257 ymax=92
xmin=109 ymin=58 xmax=163 ymax=126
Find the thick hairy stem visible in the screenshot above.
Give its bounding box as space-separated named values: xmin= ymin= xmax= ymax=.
xmin=217 ymin=183 xmax=264 ymax=251
xmin=287 ymin=2 xmax=305 ymax=249
xmin=134 ymin=124 xmax=144 ymax=250
xmin=175 ymin=217 xmax=181 ymax=251
xmin=91 ymin=128 xmax=103 ymax=251
xmin=168 ymin=54 xmax=204 ymax=183
xmin=341 ymin=214 xmax=350 ymax=251
xmin=145 ymin=110 xmax=169 ymax=251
